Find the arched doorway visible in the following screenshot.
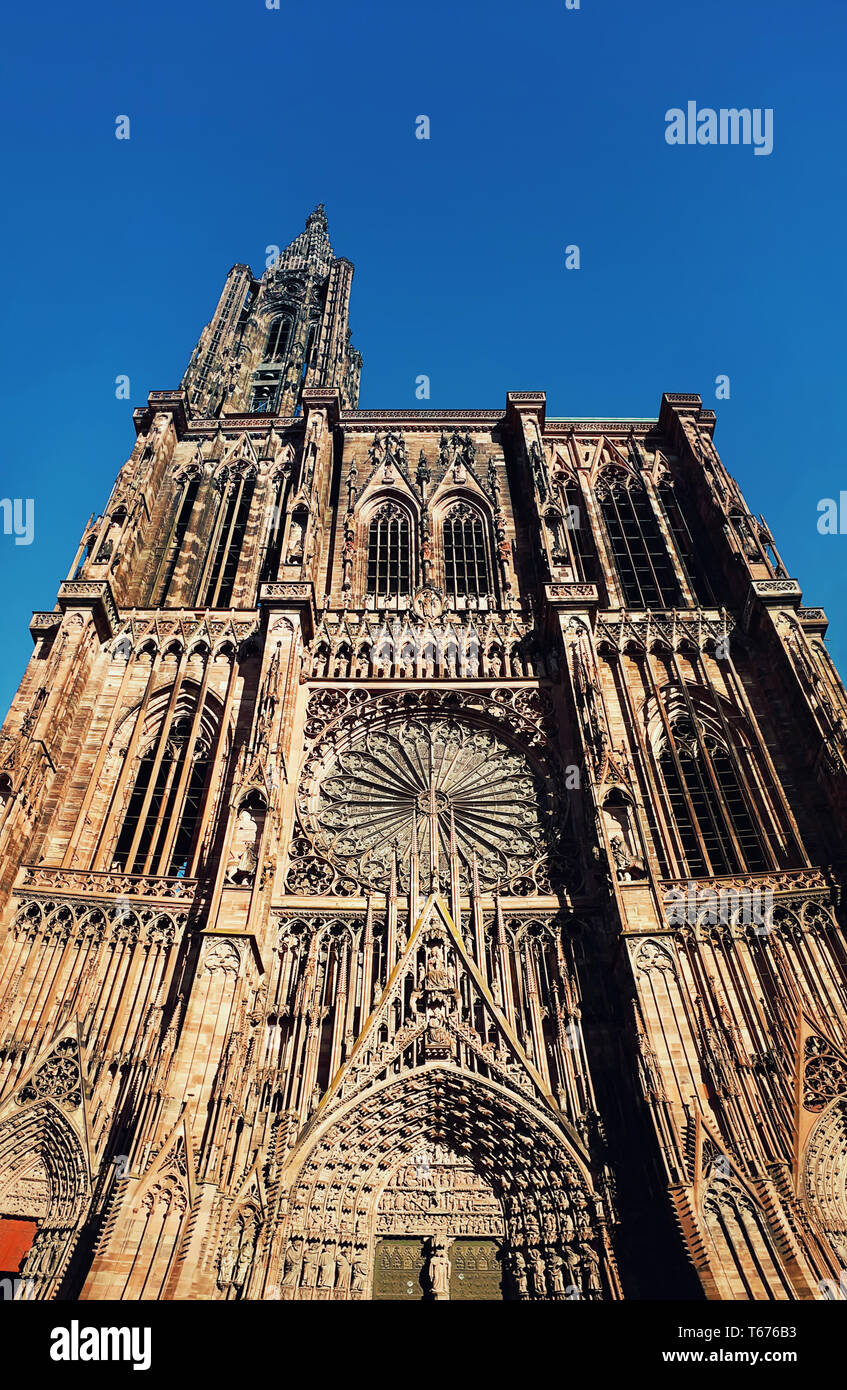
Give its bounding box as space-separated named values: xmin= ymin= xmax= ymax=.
xmin=0 ymin=1098 xmax=89 ymax=1299
xmin=276 ymin=1064 xmax=614 ymax=1301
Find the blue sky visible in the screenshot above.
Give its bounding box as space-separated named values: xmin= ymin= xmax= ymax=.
xmin=0 ymin=0 xmax=845 ymax=717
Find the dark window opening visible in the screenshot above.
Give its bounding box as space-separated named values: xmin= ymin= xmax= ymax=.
xmin=598 ymin=475 xmax=682 ymax=609
xmin=152 ymin=476 xmax=200 ymax=607
xmin=443 ymin=504 xmax=490 ymax=598
xmin=657 ymin=480 xmax=716 ymax=606
xmin=200 ymin=476 xmax=255 ymax=608
xmin=264 ymin=316 xmax=291 ymax=362
xmin=367 ymin=504 xmax=411 ymax=598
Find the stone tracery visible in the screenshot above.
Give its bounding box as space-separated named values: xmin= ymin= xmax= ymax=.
xmin=312 ymin=716 xmax=547 ymax=892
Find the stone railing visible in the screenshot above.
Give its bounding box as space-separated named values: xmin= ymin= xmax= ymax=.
xmin=15 ymin=865 xmax=197 ymax=906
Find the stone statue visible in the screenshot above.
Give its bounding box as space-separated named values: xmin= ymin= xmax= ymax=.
xmin=428 ymin=1237 xmax=451 ymax=1300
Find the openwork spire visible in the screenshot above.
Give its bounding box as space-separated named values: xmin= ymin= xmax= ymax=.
xmin=267 ymin=202 xmax=335 ymax=279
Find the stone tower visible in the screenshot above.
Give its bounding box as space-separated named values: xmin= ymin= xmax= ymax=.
xmin=0 ymin=206 xmax=846 ymax=1302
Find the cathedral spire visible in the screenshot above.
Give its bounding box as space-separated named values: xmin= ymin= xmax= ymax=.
xmin=181 ymin=203 xmax=361 ymax=418
xmin=267 ymin=202 xmax=335 ymax=280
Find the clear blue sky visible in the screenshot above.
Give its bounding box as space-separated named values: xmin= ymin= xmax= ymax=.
xmin=0 ymin=0 xmax=845 ymax=718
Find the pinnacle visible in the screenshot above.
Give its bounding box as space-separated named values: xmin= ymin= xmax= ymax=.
xmin=268 ymin=203 xmax=334 ymax=278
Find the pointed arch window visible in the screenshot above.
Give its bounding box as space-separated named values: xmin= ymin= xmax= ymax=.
xmin=658 ymin=717 xmax=769 ymax=876
xmin=596 ymin=471 xmax=682 ymax=609
xmin=657 ymin=478 xmax=715 ymax=605
xmin=562 ymin=482 xmax=598 ymax=582
xmin=295 ymin=321 xmax=319 ymax=408
xmin=366 ymin=502 xmax=411 ymax=599
xmin=260 ymin=471 xmax=288 ymax=583
xmin=152 ymin=473 xmax=201 ymax=606
xmin=264 ymin=316 xmax=291 ymax=362
xmin=198 ymin=469 xmax=256 ymax=608
xmin=442 ymin=502 xmax=490 ymax=599
xmin=111 ymin=700 xmax=215 ymax=877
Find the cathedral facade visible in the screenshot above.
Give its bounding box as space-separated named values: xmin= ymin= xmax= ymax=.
xmin=0 ymin=205 xmax=846 ymax=1301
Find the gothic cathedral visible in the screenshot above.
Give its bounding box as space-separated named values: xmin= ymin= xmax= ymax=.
xmin=0 ymin=205 xmax=845 ymax=1302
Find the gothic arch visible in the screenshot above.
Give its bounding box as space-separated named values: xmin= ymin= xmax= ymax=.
xmin=356 ymin=491 xmax=419 ymax=603
xmin=277 ymin=1063 xmax=614 ymax=1301
xmin=432 ymin=493 xmax=496 ymax=605
xmin=102 ymin=680 xmax=227 ymax=876
xmin=803 ymin=1096 xmax=847 ymax=1268
xmin=700 ymin=1159 xmax=795 ymax=1299
xmin=0 ymin=1099 xmax=89 ymax=1298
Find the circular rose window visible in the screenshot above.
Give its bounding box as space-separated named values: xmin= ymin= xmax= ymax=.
xmin=308 ymin=716 xmax=549 ymax=892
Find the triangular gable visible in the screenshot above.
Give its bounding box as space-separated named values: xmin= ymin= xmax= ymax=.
xmin=0 ymin=1020 xmax=93 ymax=1175
xmin=133 ymin=1108 xmax=196 ymax=1210
xmin=221 ymin=431 xmax=260 ymax=471
xmin=316 ymin=894 xmax=564 ymax=1121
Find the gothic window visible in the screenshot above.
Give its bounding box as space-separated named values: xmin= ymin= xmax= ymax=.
xmin=657 ymin=479 xmax=715 ymax=605
xmin=198 ymin=470 xmax=256 ymax=608
xmin=112 ymin=705 xmax=213 ymax=877
xmin=442 ymin=503 xmax=490 ymax=599
xmin=264 ymin=316 xmax=291 ymax=362
xmin=563 ymin=483 xmax=597 ymax=582
xmin=366 ymin=503 xmax=412 ymax=599
xmin=152 ymin=474 xmax=200 ymax=606
xmin=596 ymin=471 xmax=682 ymax=609
xmin=658 ymin=717 xmax=769 ymax=876
xmin=260 ymin=473 xmax=288 ymax=583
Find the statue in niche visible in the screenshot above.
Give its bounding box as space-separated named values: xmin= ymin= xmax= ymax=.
xmin=334 ymin=1246 xmax=351 ymax=1290
xmin=234 ymin=1216 xmax=258 ymax=1289
xmin=225 ymin=803 xmax=263 ymax=886
xmin=218 ymin=1228 xmax=239 ymax=1288
xmin=424 ymin=940 xmax=451 ymax=989
xmin=317 ymin=1241 xmax=337 ymax=1287
xmin=286 ymin=512 xmax=307 ymax=562
xmin=528 ymin=1244 xmax=547 ymax=1296
xmin=300 ymin=1242 xmax=319 ymax=1288
xmin=510 ymin=1247 xmax=529 ymax=1297
xmin=580 ymin=1242 xmax=602 ymax=1297
xmin=351 ymin=1248 xmax=368 ymax=1294
xmin=602 ymin=790 xmax=643 ymax=881
xmin=545 ymin=509 xmax=567 ymax=561
xmin=548 ymin=1247 xmax=566 ymax=1297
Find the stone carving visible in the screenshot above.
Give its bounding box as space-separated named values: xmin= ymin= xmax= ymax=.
xmin=427 ymin=1237 xmax=451 ymax=1299
xmin=218 ymin=1207 xmax=261 ymax=1294
xmin=16 ymin=1038 xmax=82 ymax=1109
xmin=203 ymin=940 xmax=242 ymax=976
xmin=310 ymin=716 xmax=548 ymax=893
xmin=633 ymin=939 xmax=675 ymax=975
xmin=803 ymin=1035 xmax=847 ymax=1112
xmin=225 ymin=804 xmax=263 ymax=886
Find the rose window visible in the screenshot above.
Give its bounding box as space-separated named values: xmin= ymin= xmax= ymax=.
xmin=310 ymin=717 xmax=549 ymax=891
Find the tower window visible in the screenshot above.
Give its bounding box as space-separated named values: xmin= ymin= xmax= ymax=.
xmin=658 ymin=719 xmax=769 ymax=876
xmin=442 ymin=503 xmax=490 ymax=598
xmin=152 ymin=475 xmax=200 ymax=606
xmin=596 ymin=471 xmax=682 ymax=609
xmin=657 ymin=479 xmax=715 ymax=605
xmin=564 ymin=483 xmax=597 ymax=583
xmin=264 ymin=316 xmax=291 ymax=362
xmin=250 ymin=374 xmax=280 ymax=414
xmin=367 ymin=503 xmax=411 ymax=599
xmin=199 ymin=472 xmax=256 ymax=608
